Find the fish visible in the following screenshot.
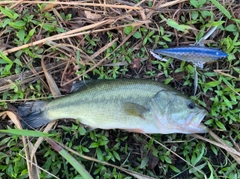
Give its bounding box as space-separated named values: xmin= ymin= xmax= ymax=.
xmin=151 ymin=46 xmax=228 ymax=68
xmin=18 ymin=79 xmax=208 ymax=134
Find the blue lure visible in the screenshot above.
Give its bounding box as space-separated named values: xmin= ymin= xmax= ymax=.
xmin=151 ymin=46 xmax=228 ymax=69
xmin=151 ymin=17 xmax=228 ymax=95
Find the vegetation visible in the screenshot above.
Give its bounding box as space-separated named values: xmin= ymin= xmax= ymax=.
xmin=0 ymin=0 xmax=239 ymax=178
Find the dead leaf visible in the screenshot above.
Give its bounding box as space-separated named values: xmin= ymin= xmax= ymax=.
xmin=6 ymin=111 xmax=22 ymax=129
xmin=41 ymin=57 xmax=61 ymax=98
xmin=131 ymin=58 xmax=141 ymax=69
xmin=147 ymin=151 xmax=159 ymax=170
xmin=234 ymin=8 xmax=240 ymax=19
xmin=146 ymin=60 xmax=153 ymax=71
xmin=84 ymin=10 xmax=102 ymax=20
xmin=41 ymin=0 xmax=58 ymax=12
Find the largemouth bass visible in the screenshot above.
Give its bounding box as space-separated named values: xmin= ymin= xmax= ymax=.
xmin=18 ymin=79 xmax=208 ymax=134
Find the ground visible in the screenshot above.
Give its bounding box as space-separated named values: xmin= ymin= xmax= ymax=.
xmin=0 ymin=1 xmax=240 ymax=179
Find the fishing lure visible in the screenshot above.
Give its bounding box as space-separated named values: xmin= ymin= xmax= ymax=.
xmin=150 ymin=17 xmax=228 ymax=95
xmin=150 ymin=16 xmax=228 ymax=68
xmin=150 ymin=46 xmax=228 ymax=69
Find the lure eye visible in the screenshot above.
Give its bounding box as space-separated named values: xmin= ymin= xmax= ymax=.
xmin=187 ymin=101 xmax=195 ymax=109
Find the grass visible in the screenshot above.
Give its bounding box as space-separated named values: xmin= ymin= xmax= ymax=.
xmin=0 ymin=0 xmax=240 ymax=178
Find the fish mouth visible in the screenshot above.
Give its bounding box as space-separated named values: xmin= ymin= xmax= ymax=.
xmin=186 ymin=110 xmax=208 ymax=133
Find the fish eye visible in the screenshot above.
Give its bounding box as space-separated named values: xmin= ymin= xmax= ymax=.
xmin=187 ymin=101 xmax=195 ymax=109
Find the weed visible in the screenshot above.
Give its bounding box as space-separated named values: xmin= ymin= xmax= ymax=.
xmin=0 ymin=1 xmax=240 ymax=179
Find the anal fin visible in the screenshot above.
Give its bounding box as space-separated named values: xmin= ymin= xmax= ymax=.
xmin=124 ymin=128 xmax=144 ymax=133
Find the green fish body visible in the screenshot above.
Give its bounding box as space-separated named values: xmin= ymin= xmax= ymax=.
xmin=18 ymin=79 xmax=208 ymax=134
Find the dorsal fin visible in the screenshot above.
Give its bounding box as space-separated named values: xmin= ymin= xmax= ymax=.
xmin=70 ymin=80 xmax=94 ymax=93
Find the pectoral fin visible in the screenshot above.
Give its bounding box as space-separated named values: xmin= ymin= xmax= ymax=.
xmin=123 ymin=102 xmax=149 ymax=119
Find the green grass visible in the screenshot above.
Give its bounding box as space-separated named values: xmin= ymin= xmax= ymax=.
xmin=0 ymin=0 xmax=240 ymax=178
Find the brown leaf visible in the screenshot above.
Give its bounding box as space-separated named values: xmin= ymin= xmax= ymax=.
xmin=84 ymin=11 xmax=102 ymax=20
xmin=131 ymin=58 xmax=141 ymax=69
xmin=6 ymin=111 xmax=22 ymax=129
xmin=146 ymin=60 xmax=153 ymax=71
xmin=41 ymin=0 xmax=58 ymax=12
xmin=234 ymin=8 xmax=240 ymax=19
xmin=148 ymin=151 xmax=159 ymax=170
xmin=41 ymin=57 xmax=61 ymax=98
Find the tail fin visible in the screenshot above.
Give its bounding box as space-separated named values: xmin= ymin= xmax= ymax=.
xmin=18 ymin=101 xmax=51 ymax=129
